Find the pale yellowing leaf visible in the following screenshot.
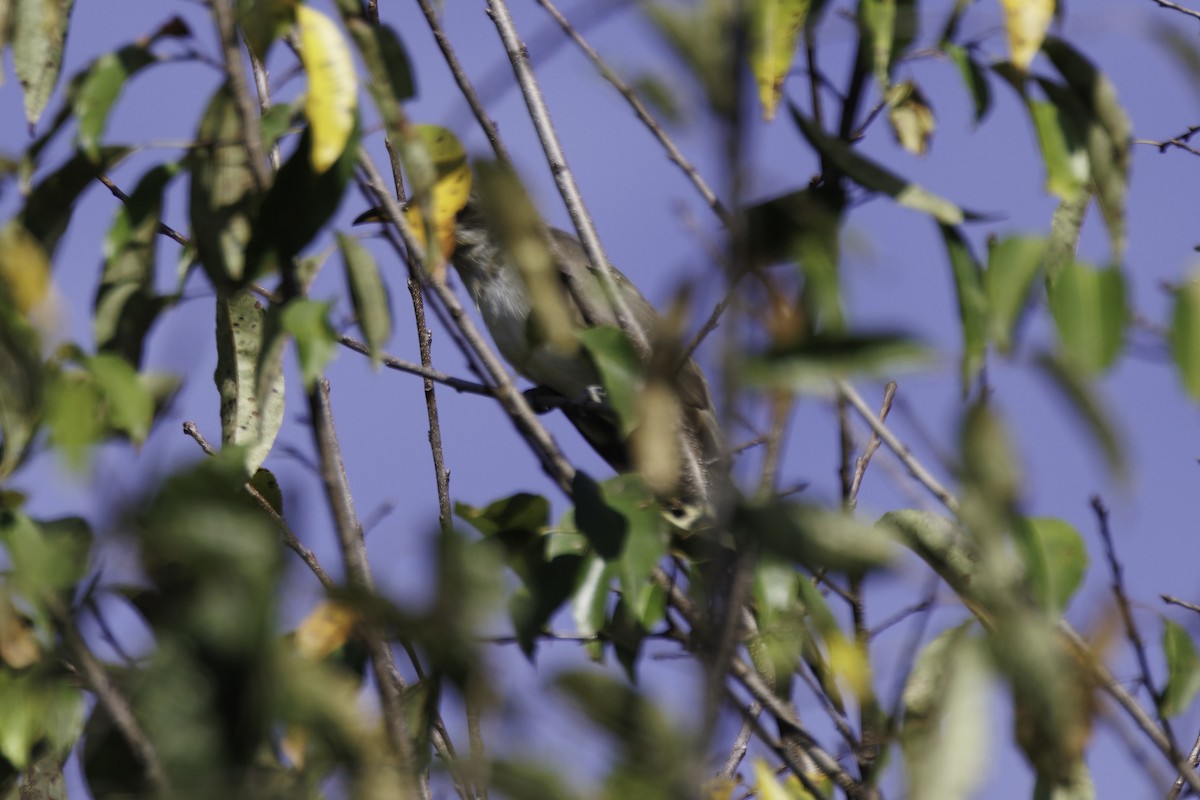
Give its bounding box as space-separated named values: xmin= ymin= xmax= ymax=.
xmin=293 ymin=600 xmax=359 ymax=661
xmin=749 ymin=0 xmax=810 ymax=120
xmin=631 ymin=381 xmax=682 ymax=495
xmin=296 ymin=4 xmax=357 ymax=173
xmin=1000 ymin=0 xmax=1054 ymax=73
xmin=887 ymin=81 xmax=936 ymax=156
xmin=403 ymin=125 xmax=471 ymax=277
xmin=0 ymin=222 xmax=51 ymax=315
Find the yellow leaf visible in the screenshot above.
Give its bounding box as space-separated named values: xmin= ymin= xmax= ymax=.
xmin=1000 ymin=0 xmax=1054 ymax=73
xmin=0 ymin=222 xmax=51 ymax=315
xmin=409 ymin=124 xmax=471 ymax=274
xmin=296 ymin=4 xmax=357 ymax=173
xmin=827 ymin=632 xmax=873 ymax=698
xmin=886 ymin=81 xmax=936 ymax=156
xmin=293 ymin=600 xmax=359 ymax=660
xmin=749 ymin=0 xmax=810 ymax=120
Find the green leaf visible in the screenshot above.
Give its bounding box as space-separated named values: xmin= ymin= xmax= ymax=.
xmin=0 ymin=511 xmax=91 ymax=599
xmin=87 ymin=353 xmax=155 ymax=445
xmin=741 ymin=331 xmax=931 ymax=392
xmin=73 ymin=44 xmax=157 ymax=158
xmin=246 ymin=122 xmax=360 ymax=281
xmin=0 ymin=253 xmax=46 ymax=480
xmin=738 ymin=500 xmax=895 ymax=574
xmin=19 ymin=146 xmax=131 ymax=258
xmin=944 ymin=43 xmax=991 ymax=124
xmin=281 ymin=299 xmax=338 ymax=390
xmin=1042 ymin=37 xmax=1131 ymax=259
xmin=883 ymin=509 xmax=978 ymax=598
xmin=901 ymin=623 xmax=990 ymax=800
xmin=985 ymin=235 xmax=1045 ymax=354
xmin=214 ymin=288 xmax=285 ymax=475
xmin=237 ymin=0 xmax=296 ymax=58
xmin=1171 ymin=274 xmax=1200 ymax=402
xmin=43 ymin=370 xmax=105 ymax=469
xmin=345 ymin=18 xmax=414 ymax=135
xmin=0 ymin=671 xmax=84 ymax=770
xmin=1160 ymin=619 xmax=1200 ymax=717
xmin=748 ymin=0 xmax=810 ymax=120
xmin=95 ymin=163 xmax=178 ymax=367
xmin=11 ymin=0 xmax=76 ymax=126
xmin=1044 ymin=192 xmax=1090 ymax=282
xmin=1027 ymin=90 xmax=1090 ymax=202
xmin=1047 ymin=261 xmax=1126 ymax=374
xmin=571 ymin=553 xmax=612 ymax=639
xmin=858 ymin=0 xmax=917 ymax=87
xmin=790 ymin=105 xmax=967 ymax=224
xmin=337 ymin=233 xmax=392 ymax=367
xmin=745 ymin=187 xmax=844 ymax=330
xmin=1033 ymin=761 xmax=1095 ymax=800
xmin=1034 ymin=353 xmax=1124 ymax=478
xmin=457 ymin=493 xmax=550 ymax=583
xmin=578 ymin=326 xmax=643 ymax=438
xmin=189 ymin=84 xmax=259 ymax=286
xmin=1014 ymin=517 xmax=1088 ymax=616
xmin=938 ymin=224 xmax=988 ymax=394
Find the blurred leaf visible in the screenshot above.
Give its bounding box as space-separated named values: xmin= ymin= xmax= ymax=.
xmin=509 ymin=554 xmax=584 ymax=658
xmin=1160 ymin=619 xmax=1200 ymax=718
xmin=745 ymin=187 xmax=844 ymax=330
xmin=337 ymin=233 xmax=391 ymax=368
xmin=938 ymin=224 xmax=988 ymax=394
xmin=43 ymin=370 xmax=105 ymax=469
xmin=20 ymin=147 xmax=131 ymax=258
xmin=961 ymin=400 xmax=1020 ymax=515
xmin=644 ymin=1 xmax=735 ymax=117
xmin=1014 ymin=517 xmax=1088 ymax=616
xmin=1000 ymin=0 xmax=1053 ymax=73
xmin=1044 ymin=192 xmax=1089 ymax=282
xmin=95 ymin=163 xmax=178 ymax=367
xmin=630 ymin=381 xmax=682 ymax=495
xmin=748 ymin=0 xmax=809 ymax=120
xmin=0 ymin=593 xmax=40 ymax=669
xmin=246 ymin=122 xmax=359 ymax=281
xmin=248 ymin=467 xmax=283 ymax=516
xmin=1047 ymin=261 xmax=1126 ymax=374
xmin=1027 ymin=93 xmax=1089 ymax=201
xmin=0 ymin=267 xmax=43 ymax=474
xmin=11 ymin=0 xmax=75 ymax=126
xmin=215 ymin=288 xmax=285 ymax=476
xmin=901 ymin=623 xmax=990 ymax=800
xmin=738 ymin=500 xmax=895 ymax=574
xmin=944 ymin=43 xmax=991 ymax=124
xmin=85 ymin=353 xmax=153 ymax=444
xmin=858 ymin=0 xmax=917 ymax=87
xmin=1042 ymin=37 xmax=1131 ymax=259
xmin=741 ymin=331 xmax=931 ymax=392
xmin=0 ymin=222 xmax=52 ymax=315
xmin=886 ymin=81 xmax=935 ymax=156
xmin=631 ymin=74 xmax=684 ymax=124
xmin=237 ymin=0 xmax=296 ymax=59
xmin=295 ymin=5 xmax=358 ymax=173
xmin=281 ymin=299 xmax=337 ymax=390
xmin=0 ymin=670 xmax=83 ymax=770
xmin=578 ymin=326 xmax=642 ymax=437
xmin=477 ymin=162 xmax=578 ymax=359
xmin=985 ymin=235 xmax=1045 ymax=354
xmin=457 ymin=493 xmax=550 ymax=583
xmin=884 ymin=509 xmax=979 ymax=598
xmin=1172 ymin=274 xmax=1200 ymax=402
xmin=190 ymin=84 xmax=258 ymax=285
xmin=0 ymin=511 xmax=91 ymax=600
xmin=571 ymin=552 xmax=612 ymax=640
xmin=73 ymin=44 xmax=157 ymax=158
xmin=490 ymin=759 xmax=585 ymax=800
xmin=1035 ymin=353 xmax=1124 ymax=477
xmin=345 ymin=17 xmax=414 ymax=135
xmin=1033 ymin=761 xmax=1095 ymax=800
xmin=791 ymin=106 xmax=967 ymax=224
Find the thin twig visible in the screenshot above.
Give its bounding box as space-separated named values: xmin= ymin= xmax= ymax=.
xmin=406 ymin=277 xmax=454 ymax=534
xmin=52 ymin=600 xmax=171 ymax=794
xmin=181 ymin=421 xmax=335 ymax=589
xmin=308 ymin=381 xmax=426 ymax=796
xmin=1146 ymin=0 xmax=1200 ymax=22
xmin=847 ymin=381 xmax=896 ymax=507
xmin=719 ymin=702 xmax=760 ymax=780
xmin=96 ymin=175 xmax=189 ymax=246
xmin=533 ymin=0 xmax=729 ymax=225
xmin=414 ymin=0 xmax=512 ymax=167
xmin=836 ymin=379 xmax=958 ymax=513
xmin=1162 ymin=596 xmax=1200 ymax=615
xmin=210 ymin=0 xmax=270 ymax=191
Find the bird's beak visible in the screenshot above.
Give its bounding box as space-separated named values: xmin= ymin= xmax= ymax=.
xmin=352 ymin=206 xmax=389 ymax=226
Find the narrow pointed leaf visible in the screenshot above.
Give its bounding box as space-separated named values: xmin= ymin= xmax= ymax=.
xmin=1172 ymin=275 xmax=1200 ymax=402
xmin=1047 ymin=261 xmax=1126 ymax=374
xmin=296 ymin=5 xmax=358 ymax=173
xmin=337 ymin=233 xmax=392 ymax=367
xmin=985 ymin=235 xmax=1045 ymax=354
xmin=1014 ymin=517 xmax=1088 ymax=616
xmin=345 ymin=18 xmax=414 ymax=134
xmin=1034 ymin=353 xmax=1124 ymax=477
xmin=748 ymin=0 xmax=809 ymax=120
xmin=938 ymin=224 xmax=988 ymax=394
xmin=944 ymin=44 xmax=992 ymax=124
xmin=12 ymin=0 xmax=76 ymax=126
xmin=1000 ymin=0 xmax=1053 ymax=72
xmin=281 ymin=298 xmax=337 ymax=390
xmin=73 ymin=44 xmax=157 ymax=158
xmin=1161 ymin=619 xmax=1200 ymax=717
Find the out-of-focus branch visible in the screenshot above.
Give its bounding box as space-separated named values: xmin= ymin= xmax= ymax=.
xmin=210 ymin=0 xmax=270 ymax=190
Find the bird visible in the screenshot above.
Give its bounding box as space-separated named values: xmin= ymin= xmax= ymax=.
xmin=362 ymin=192 xmax=724 ymax=508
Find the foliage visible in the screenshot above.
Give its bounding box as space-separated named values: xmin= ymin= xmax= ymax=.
xmin=0 ymin=1 xmax=1197 ymax=799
